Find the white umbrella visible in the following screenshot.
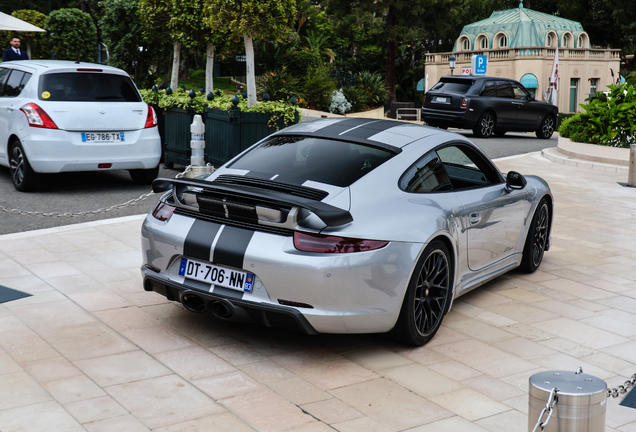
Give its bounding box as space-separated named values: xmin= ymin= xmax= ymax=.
xmin=0 ymin=11 xmax=46 ymax=60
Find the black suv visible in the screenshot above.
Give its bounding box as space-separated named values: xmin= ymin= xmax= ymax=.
xmin=422 ymin=76 xmax=558 ymax=139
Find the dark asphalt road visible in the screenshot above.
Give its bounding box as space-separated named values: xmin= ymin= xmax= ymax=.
xmin=0 ymin=130 xmax=557 ymax=235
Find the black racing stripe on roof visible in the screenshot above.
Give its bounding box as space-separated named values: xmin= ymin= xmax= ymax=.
xmin=278 ymin=119 xmax=403 ymax=153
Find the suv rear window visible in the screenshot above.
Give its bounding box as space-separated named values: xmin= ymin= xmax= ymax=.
xmin=430 ymin=79 xmax=473 ymax=93
xmin=38 ymin=72 xmax=141 ymax=102
xmin=228 ymin=136 xmax=395 ymax=187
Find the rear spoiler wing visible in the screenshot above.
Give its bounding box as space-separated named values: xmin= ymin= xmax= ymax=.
xmin=152 ymin=178 xmax=353 ymax=227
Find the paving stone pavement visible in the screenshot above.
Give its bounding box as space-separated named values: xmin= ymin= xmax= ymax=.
xmin=1 ymin=151 xmax=636 ymax=432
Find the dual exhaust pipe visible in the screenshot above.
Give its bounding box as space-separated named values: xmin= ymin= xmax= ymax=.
xmin=181 ymin=292 xmax=233 ymax=319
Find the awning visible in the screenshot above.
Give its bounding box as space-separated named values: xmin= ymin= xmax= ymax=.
xmin=520 ymin=73 xmax=538 ymax=89
xmin=0 ymin=12 xmax=45 ymax=32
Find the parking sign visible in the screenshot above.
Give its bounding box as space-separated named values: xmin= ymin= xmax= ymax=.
xmin=471 ymin=55 xmax=487 ymax=75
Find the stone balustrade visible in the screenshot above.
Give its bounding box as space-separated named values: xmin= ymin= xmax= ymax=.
xmin=425 ymin=47 xmax=621 ymax=64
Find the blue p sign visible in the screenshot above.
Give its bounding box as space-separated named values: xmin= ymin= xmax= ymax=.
xmin=472 ymin=55 xmax=488 ymax=75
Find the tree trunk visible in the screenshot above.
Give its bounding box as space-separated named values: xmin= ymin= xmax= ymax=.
xmin=244 ymin=33 xmax=257 ymax=107
xmin=206 ymin=42 xmax=214 ymax=95
xmin=386 ymin=3 xmax=397 ymax=102
xmin=170 ymin=42 xmax=180 ymax=91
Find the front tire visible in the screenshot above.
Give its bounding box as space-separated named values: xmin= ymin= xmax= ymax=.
xmin=536 ymin=115 xmax=555 ymax=139
xmin=129 ymin=166 xmax=159 ymax=185
xmin=519 ymin=198 xmax=550 ymax=273
xmin=9 ymin=140 xmax=39 ymax=192
xmin=391 ymin=240 xmax=452 ymax=346
xmin=473 ymin=112 xmax=495 ymax=138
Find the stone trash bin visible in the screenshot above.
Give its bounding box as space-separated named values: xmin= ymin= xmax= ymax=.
xmin=528 ymin=370 xmax=607 ymax=432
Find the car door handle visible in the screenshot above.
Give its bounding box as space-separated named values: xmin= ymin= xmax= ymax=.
xmin=469 ymin=213 xmax=481 ymax=225
xmin=7 ymin=107 xmax=14 ymax=111
xmin=511 ymin=101 xmax=523 ymax=105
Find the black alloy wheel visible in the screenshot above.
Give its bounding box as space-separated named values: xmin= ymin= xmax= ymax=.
xmin=392 ymin=240 xmax=452 ymax=346
xmin=9 ymin=140 xmax=38 ymax=192
xmin=473 ymin=112 xmax=495 ymax=138
xmin=520 ymin=198 xmax=550 ymax=272
xmin=536 ymin=115 xmax=555 ymax=139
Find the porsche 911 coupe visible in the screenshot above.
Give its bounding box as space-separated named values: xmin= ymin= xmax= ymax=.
xmin=141 ymin=118 xmax=553 ymax=346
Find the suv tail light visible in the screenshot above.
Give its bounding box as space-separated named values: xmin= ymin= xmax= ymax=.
xmin=294 ymin=232 xmax=388 ymax=253
xmin=144 ymin=104 xmax=157 ymax=128
xmin=460 ymin=97 xmax=469 ymax=108
xmin=20 ymin=103 xmax=58 ymax=129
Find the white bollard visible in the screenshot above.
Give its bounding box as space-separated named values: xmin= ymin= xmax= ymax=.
xmin=187 ymin=114 xmax=213 ymax=178
xmin=628 ymin=144 xmax=636 ymax=187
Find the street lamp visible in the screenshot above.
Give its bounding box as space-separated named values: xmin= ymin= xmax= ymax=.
xmin=449 ymin=54 xmax=457 ymax=75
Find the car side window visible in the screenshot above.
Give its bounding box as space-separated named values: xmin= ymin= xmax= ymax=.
xmin=399 ymin=152 xmax=453 ymax=193
xmin=0 ymin=68 xmax=11 ymax=96
xmin=4 ymin=70 xmax=27 ymax=97
xmin=496 ymin=81 xmax=514 ymax=98
xmin=436 ymin=144 xmax=502 ymax=191
xmin=481 ymin=80 xmax=497 ymax=97
xmin=512 ymin=83 xmax=530 ymax=100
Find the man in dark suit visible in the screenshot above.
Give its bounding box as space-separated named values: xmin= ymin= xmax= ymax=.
xmin=2 ymin=36 xmax=29 ymax=62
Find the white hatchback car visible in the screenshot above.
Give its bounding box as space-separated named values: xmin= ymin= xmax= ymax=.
xmin=0 ymin=60 xmax=161 ymax=191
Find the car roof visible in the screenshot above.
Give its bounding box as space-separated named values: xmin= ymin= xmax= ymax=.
xmin=275 ymin=118 xmax=453 ymax=152
xmin=439 ymin=75 xmax=517 ymax=82
xmin=0 ymin=60 xmax=128 ymax=75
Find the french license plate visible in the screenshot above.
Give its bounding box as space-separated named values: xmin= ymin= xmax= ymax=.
xmin=81 ymin=132 xmax=124 ymax=142
xmin=178 ymin=257 xmax=254 ymax=293
xmin=434 ymin=96 xmax=448 ymax=103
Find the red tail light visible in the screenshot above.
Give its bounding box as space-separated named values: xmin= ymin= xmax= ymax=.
xmin=144 ymin=104 xmax=157 ymax=128
xmin=152 ymin=202 xmax=175 ymax=221
xmin=460 ymin=97 xmax=469 ymax=108
xmin=20 ymin=103 xmax=58 ymax=129
xmin=293 ymin=232 xmax=389 ymax=253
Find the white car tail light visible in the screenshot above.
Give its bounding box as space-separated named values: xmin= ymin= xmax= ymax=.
xmin=294 ymin=232 xmax=388 ymax=253
xmin=20 ymin=103 xmax=58 ymax=129
xmin=144 ymin=104 xmax=157 ymax=128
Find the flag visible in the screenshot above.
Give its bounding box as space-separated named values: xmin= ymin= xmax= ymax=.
xmin=548 ymin=48 xmax=559 ymax=106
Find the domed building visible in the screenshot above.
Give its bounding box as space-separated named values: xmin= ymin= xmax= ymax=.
xmin=424 ymin=1 xmax=621 ymax=113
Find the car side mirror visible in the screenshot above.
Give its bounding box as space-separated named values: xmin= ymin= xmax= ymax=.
xmin=506 ymin=171 xmax=527 ymax=191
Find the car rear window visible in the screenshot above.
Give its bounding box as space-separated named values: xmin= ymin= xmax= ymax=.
xmin=38 ymin=72 xmax=141 ymax=102
xmin=430 ymin=79 xmax=473 ymax=93
xmin=228 ymin=136 xmax=395 ymax=187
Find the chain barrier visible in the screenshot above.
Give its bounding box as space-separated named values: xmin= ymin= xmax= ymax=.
xmin=0 ymin=165 xmax=199 ymax=218
xmin=531 ymin=387 xmax=558 ymax=432
xmin=607 ymin=373 xmax=636 ymax=398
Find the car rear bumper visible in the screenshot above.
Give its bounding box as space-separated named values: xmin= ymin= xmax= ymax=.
xmin=422 ymin=107 xmax=478 ymax=128
xmin=20 ymin=127 xmax=161 ymax=173
xmin=141 ymin=212 xmax=423 ymax=334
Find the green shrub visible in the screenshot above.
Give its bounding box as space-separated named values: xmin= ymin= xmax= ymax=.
xmin=256 ymin=68 xmax=301 ymax=102
xmin=302 ymin=67 xmax=337 ymax=111
xmin=557 ymin=113 xmax=583 ymax=138
xmin=341 ymin=71 xmax=388 ymax=112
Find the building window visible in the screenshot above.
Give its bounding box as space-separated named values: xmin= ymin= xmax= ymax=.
xmin=563 ymin=34 xmax=570 ymax=48
xmin=590 ymin=78 xmax=598 ymax=95
xmin=498 ymin=35 xmax=508 ymax=48
xmin=570 ymin=78 xmax=579 ymax=112
xmin=479 ymin=37 xmax=488 ymax=50
xmin=577 ymin=34 xmax=587 ymax=48
xmin=547 ymin=33 xmax=554 ymax=47
xmin=461 ymin=38 xmax=470 ymax=51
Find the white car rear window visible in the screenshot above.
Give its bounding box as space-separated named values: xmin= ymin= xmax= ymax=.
xmin=38 ymin=72 xmax=141 ymax=102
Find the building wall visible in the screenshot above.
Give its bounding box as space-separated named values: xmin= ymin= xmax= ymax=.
xmin=424 ymin=48 xmax=620 ymax=114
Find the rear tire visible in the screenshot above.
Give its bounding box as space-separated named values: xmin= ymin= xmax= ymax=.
xmin=391 ymin=240 xmax=452 ymax=346
xmin=536 ymin=115 xmax=555 ymax=139
xmin=9 ymin=140 xmax=39 ymax=192
xmin=519 ymin=198 xmax=550 ymax=273
xmin=473 ymin=112 xmax=495 ymax=138
xmin=129 ymin=166 xmax=159 ymax=185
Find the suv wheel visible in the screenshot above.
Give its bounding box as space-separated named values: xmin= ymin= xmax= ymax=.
xmin=536 ymin=115 xmax=555 ymax=139
xmin=9 ymin=140 xmax=39 ymax=192
xmin=473 ymin=112 xmax=495 ymax=138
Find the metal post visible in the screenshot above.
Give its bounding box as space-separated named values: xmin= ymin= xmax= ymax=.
xmin=628 ymin=144 xmax=636 ymax=187
xmin=187 ymin=115 xmax=213 ymax=178
xmin=528 ymin=370 xmax=607 ymax=431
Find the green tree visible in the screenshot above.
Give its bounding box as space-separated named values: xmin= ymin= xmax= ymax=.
xmin=45 ymin=8 xmax=97 ymax=61
xmin=98 ymin=0 xmax=144 ymax=71
xmin=0 ymin=10 xmax=48 ymax=59
xmin=206 ymin=0 xmax=298 ymax=106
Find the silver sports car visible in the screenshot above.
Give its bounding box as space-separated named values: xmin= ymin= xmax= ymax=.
xmin=141 ymin=118 xmax=552 ymax=346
